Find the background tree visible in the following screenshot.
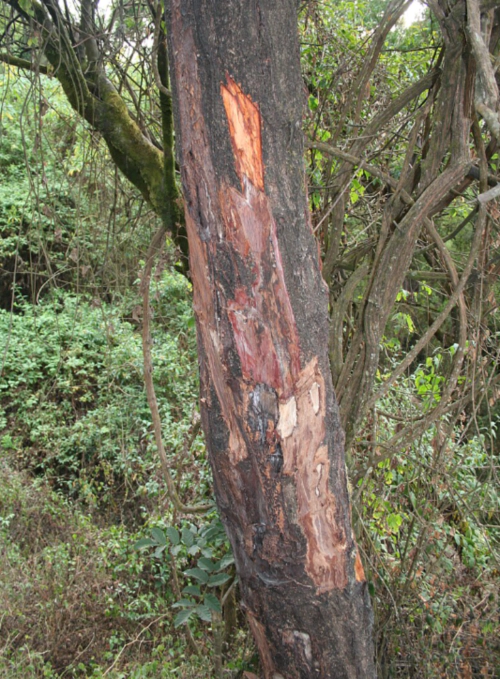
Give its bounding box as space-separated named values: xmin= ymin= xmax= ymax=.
xmin=0 ymin=0 xmax=188 ymax=266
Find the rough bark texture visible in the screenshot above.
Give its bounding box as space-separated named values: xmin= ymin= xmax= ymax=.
xmin=166 ymin=2 xmax=375 ymax=677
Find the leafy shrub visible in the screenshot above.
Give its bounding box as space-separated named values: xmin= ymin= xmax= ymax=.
xmin=354 ymin=374 xmax=500 ymax=677
xmin=135 ymin=516 xmax=235 ymax=629
xmin=0 ymin=282 xmax=206 ymax=517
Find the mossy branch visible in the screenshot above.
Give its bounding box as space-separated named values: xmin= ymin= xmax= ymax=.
xmin=3 ymin=0 xmax=189 ymax=270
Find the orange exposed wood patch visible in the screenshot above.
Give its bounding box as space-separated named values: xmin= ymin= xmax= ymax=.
xmin=281 ymin=358 xmax=348 ymax=592
xmin=221 ymin=74 xmax=264 ymax=192
xmin=354 ymin=550 xmax=366 ymax=582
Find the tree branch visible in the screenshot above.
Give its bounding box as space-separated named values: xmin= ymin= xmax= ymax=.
xmin=467 ymin=0 xmax=500 ymax=141
xmin=152 ymin=3 xmax=171 ymax=98
xmin=366 ymin=205 xmax=487 ymax=410
xmin=0 ymin=51 xmax=50 ymax=74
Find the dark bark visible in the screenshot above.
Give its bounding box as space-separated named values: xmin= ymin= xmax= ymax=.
xmin=166 ymin=1 xmax=375 ymax=677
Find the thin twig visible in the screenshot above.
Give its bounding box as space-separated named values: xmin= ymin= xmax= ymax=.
xmin=140 ymin=226 xmax=211 ymax=514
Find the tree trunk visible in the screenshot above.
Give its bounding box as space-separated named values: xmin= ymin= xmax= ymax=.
xmin=166 ymin=1 xmax=375 ymax=676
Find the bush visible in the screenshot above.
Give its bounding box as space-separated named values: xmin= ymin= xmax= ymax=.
xmin=0 ymin=281 xmax=207 ymax=518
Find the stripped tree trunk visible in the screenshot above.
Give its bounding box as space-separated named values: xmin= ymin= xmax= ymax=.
xmin=166 ymin=1 xmax=375 ymax=676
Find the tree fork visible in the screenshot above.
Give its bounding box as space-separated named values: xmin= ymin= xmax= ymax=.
xmin=166 ymin=1 xmax=375 ymax=677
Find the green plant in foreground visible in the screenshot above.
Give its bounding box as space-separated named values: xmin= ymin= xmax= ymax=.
xmin=135 ymin=517 xmax=235 ymax=628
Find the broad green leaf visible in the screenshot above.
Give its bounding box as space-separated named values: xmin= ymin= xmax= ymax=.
xmin=194 ymin=604 xmax=212 ymax=622
xmin=201 ymin=526 xmax=220 ymax=541
xmin=133 ymin=537 xmax=156 ymax=550
xmin=174 ymin=609 xmax=193 ymax=628
xmin=215 ymin=554 xmax=234 ymax=571
xmin=171 ymin=598 xmax=196 ymax=608
xmin=182 ymin=527 xmax=195 ymax=548
xmin=203 ymin=593 xmax=222 ymax=613
xmin=207 ymin=573 xmax=231 ymax=587
xmin=184 ymin=568 xmax=209 ymax=584
xmin=166 ymin=526 xmax=180 ymax=545
xmin=182 ymin=585 xmax=201 ymax=597
xmin=151 ymin=527 xmax=167 ymax=545
xmin=197 ymin=557 xmax=216 ymax=572
xmin=387 ymin=513 xmax=403 ymax=532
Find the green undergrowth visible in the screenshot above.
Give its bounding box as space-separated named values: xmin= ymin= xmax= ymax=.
xmin=0 ymin=277 xmax=207 ymax=518
xmin=0 ymin=282 xmax=257 ymax=677
xmin=0 ymin=461 xmax=191 ymax=676
xmin=0 ymin=461 xmax=254 ymax=677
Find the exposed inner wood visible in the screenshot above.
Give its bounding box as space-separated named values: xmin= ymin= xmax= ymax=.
xmin=280 ymin=358 xmax=348 ymax=591
xmin=221 ymin=75 xmax=264 ymax=192
xmin=220 ymin=181 xmax=301 ymax=398
xmin=355 ymin=550 xmax=366 ymax=582
xmin=220 ymin=74 xmax=349 ymax=592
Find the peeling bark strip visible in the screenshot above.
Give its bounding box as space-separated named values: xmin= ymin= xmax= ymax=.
xmin=280 ymin=358 xmax=348 ymax=591
xmin=220 ymin=74 xmax=301 ymax=398
xmin=167 ymin=1 xmax=375 ymax=676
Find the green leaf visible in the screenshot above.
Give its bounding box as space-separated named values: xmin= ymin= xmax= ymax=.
xmin=19 ymin=0 xmax=35 ymax=16
xmin=184 ymin=568 xmax=209 ymax=584
xmin=181 ymin=527 xmax=195 ymax=548
xmin=201 ymin=526 xmax=220 ymax=541
xmin=308 ymin=95 xmax=318 ymax=110
xmin=203 ymin=593 xmax=222 ymax=613
xmin=197 ymin=557 xmax=216 ymax=572
xmin=166 ymin=526 xmax=180 ymax=545
xmin=207 ymin=573 xmax=231 ymax=587
xmin=194 ymin=604 xmax=212 ymax=622
xmin=182 ymin=585 xmax=201 ymax=597
xmin=387 ymin=513 xmax=403 ymax=532
xmin=133 ymin=537 xmax=156 ymax=550
xmin=151 ymin=527 xmax=167 ymax=545
xmin=174 ymin=609 xmax=193 ymax=628
xmin=171 ymin=598 xmax=196 ymax=609
xmin=215 ymin=554 xmax=234 ymax=571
